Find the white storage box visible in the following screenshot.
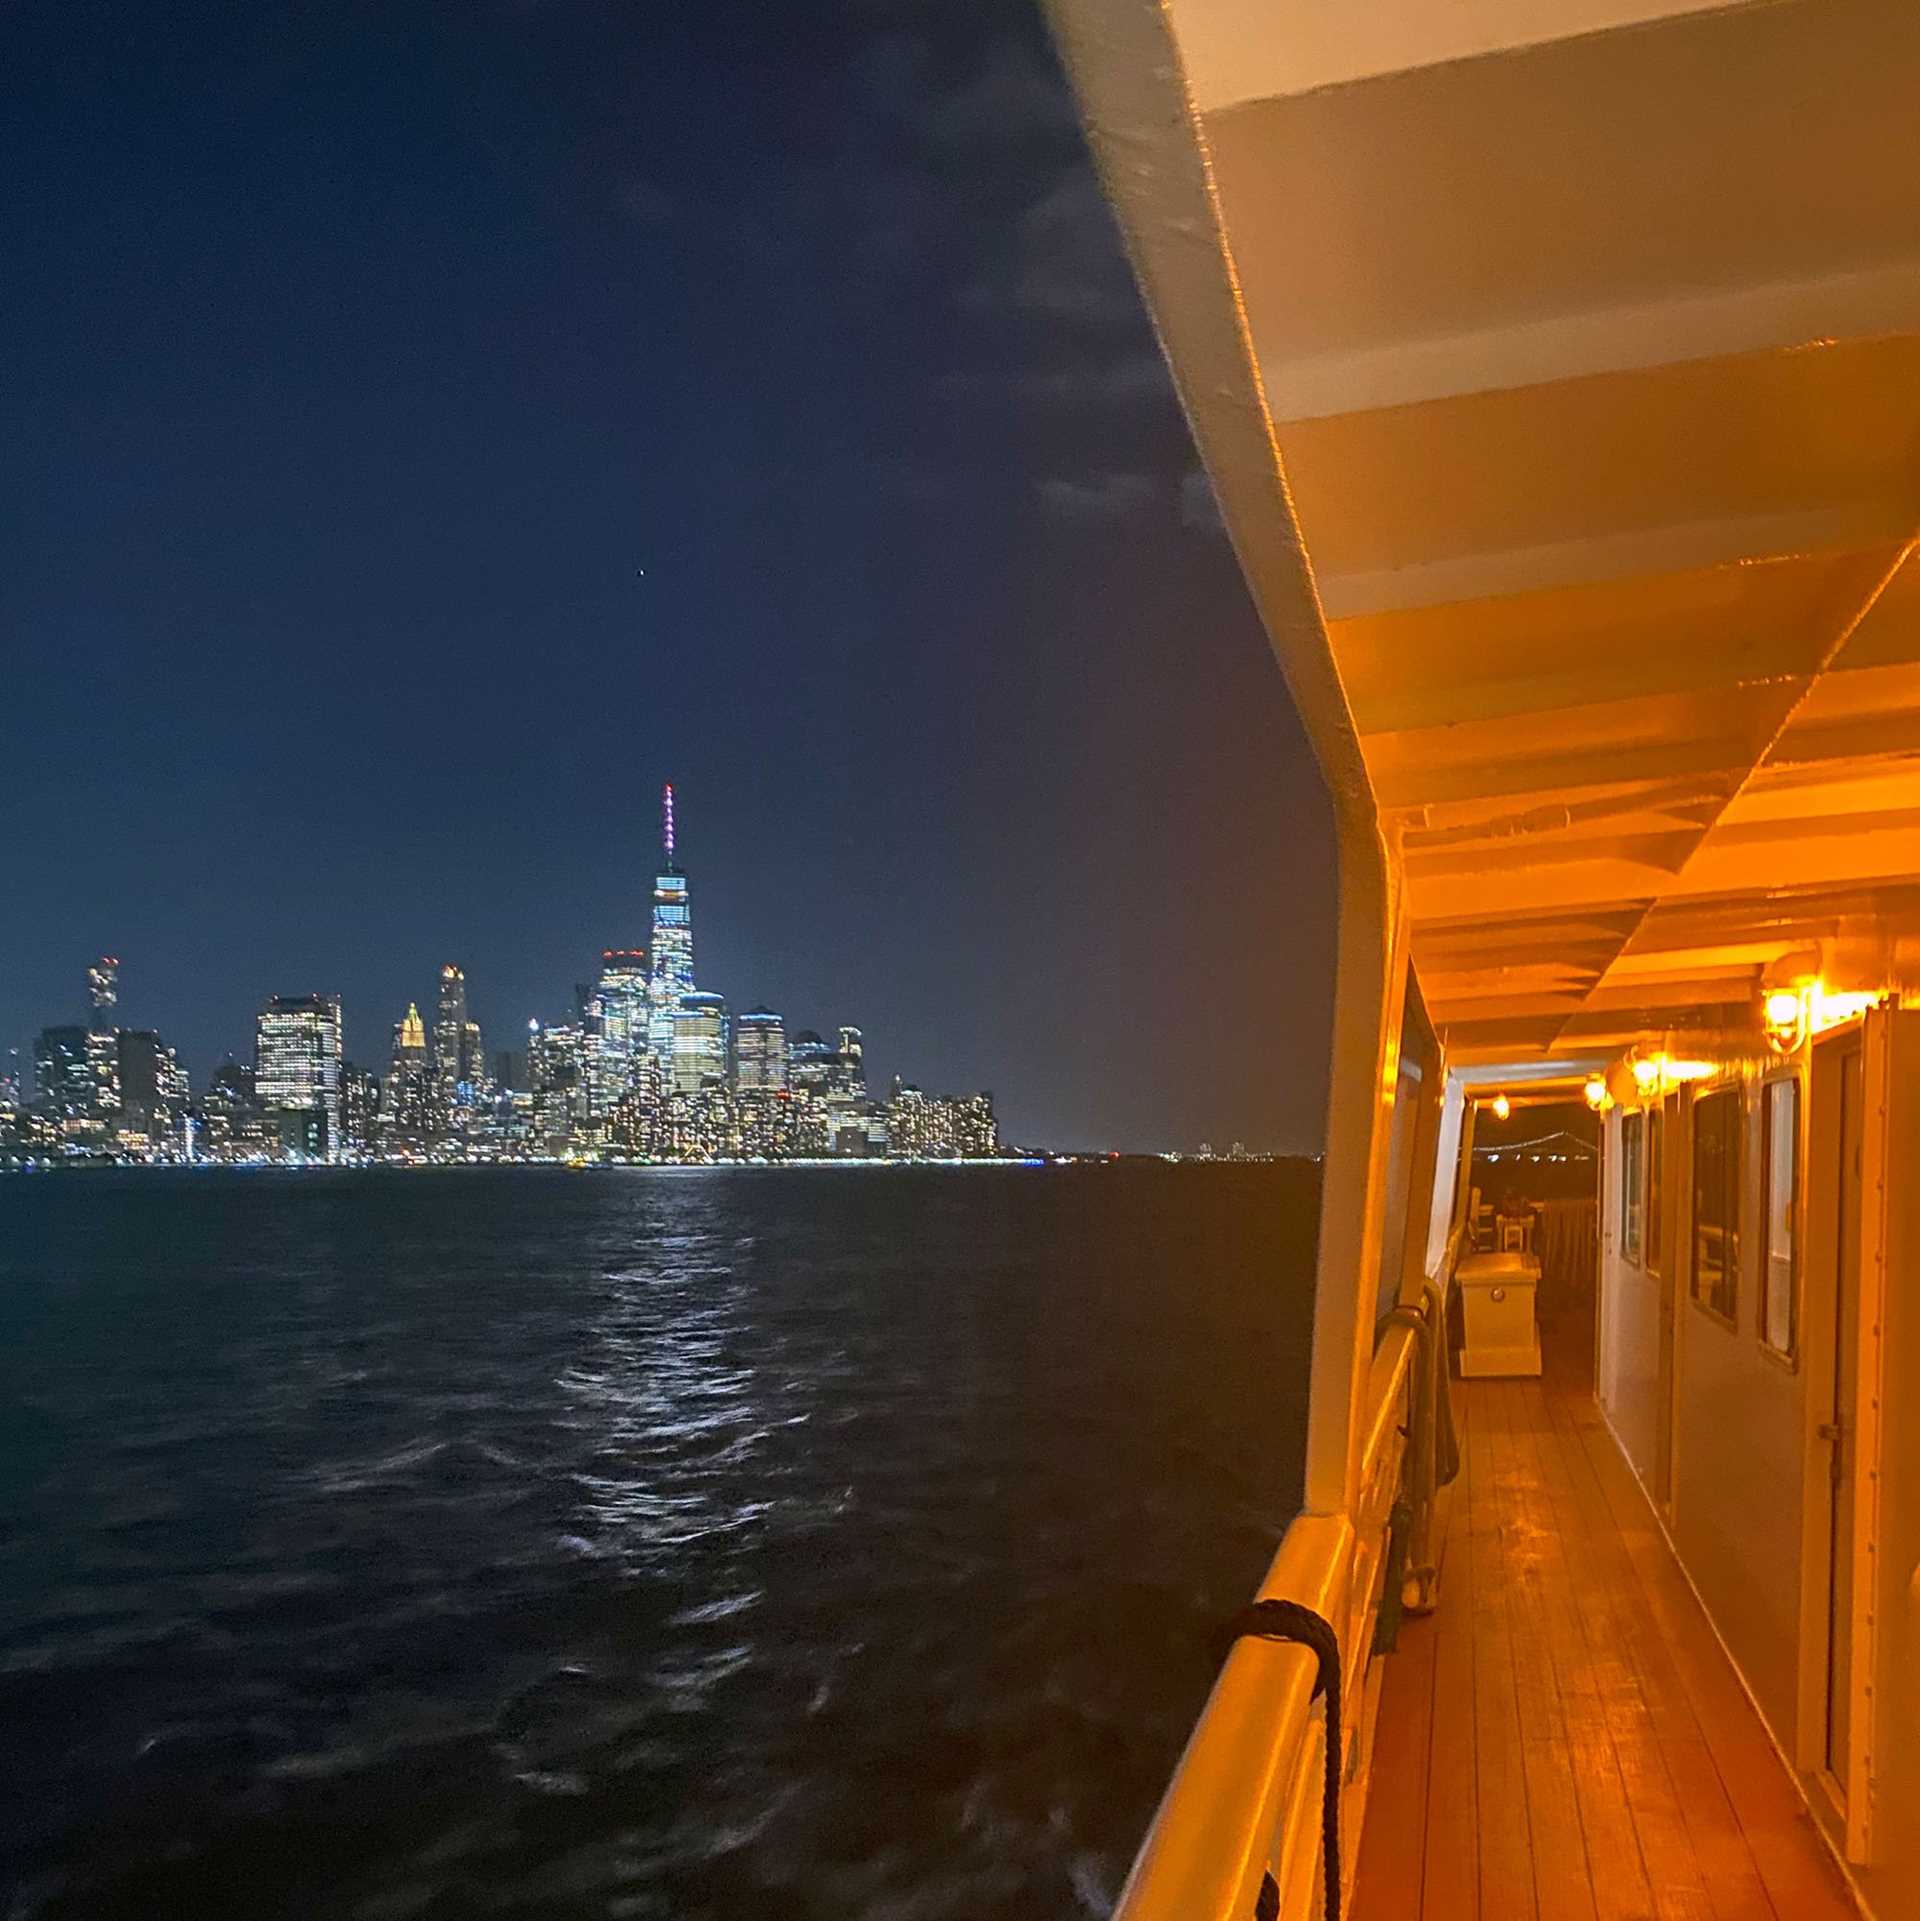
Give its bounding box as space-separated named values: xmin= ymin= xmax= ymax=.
xmin=1456 ymin=1250 xmax=1542 ymax=1378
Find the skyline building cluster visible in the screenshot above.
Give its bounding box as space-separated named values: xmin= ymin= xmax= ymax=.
xmin=3 ymin=788 xmax=1001 ymax=1168
xmin=11 ymin=956 xmax=193 ymax=1158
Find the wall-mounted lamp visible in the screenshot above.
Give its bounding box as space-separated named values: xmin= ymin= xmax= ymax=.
xmin=1762 ymin=978 xmax=1880 ymax=1053
xmin=1583 ymin=1076 xmax=1607 ymax=1110
xmin=1626 ymin=1052 xmax=1717 ymax=1094
xmin=1762 ymin=987 xmax=1807 ymax=1056
xmin=1490 ymin=1093 xmax=1511 ymax=1121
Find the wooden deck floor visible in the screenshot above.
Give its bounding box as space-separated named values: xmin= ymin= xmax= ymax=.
xmin=1351 ymin=1312 xmax=1859 ymax=1921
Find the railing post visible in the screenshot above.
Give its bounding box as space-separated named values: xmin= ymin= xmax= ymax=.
xmin=1402 ymin=1229 xmax=1462 ymax=1616
xmin=1303 ymin=853 xmax=1411 ymax=1521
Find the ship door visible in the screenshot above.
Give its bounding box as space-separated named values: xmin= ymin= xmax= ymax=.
xmin=1651 ymin=1097 xmax=1675 ymax=1512
xmin=1819 ymin=1039 xmax=1864 ymax=1803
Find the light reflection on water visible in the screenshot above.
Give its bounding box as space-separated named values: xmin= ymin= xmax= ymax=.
xmin=0 ymin=1164 xmax=1313 ymax=1919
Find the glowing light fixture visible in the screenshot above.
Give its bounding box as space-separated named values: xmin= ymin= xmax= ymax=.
xmin=1764 ymin=989 xmax=1803 ymax=1028
xmin=1583 ymin=1076 xmax=1606 ymax=1110
xmin=1490 ymin=1093 xmax=1511 ymax=1121
xmin=1763 ymin=978 xmax=1879 ymax=1051
xmin=1763 ymin=985 xmax=1809 ymax=1056
xmin=1627 ymin=1053 xmax=1717 ymax=1094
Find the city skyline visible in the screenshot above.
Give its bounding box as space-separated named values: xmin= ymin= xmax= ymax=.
xmin=2 ymin=0 xmax=1336 ymax=1156
xmin=4 ymin=784 xmax=965 ymax=1111
xmin=5 ymin=783 xmax=1006 ymax=1166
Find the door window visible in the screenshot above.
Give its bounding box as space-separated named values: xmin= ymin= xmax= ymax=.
xmin=1691 ymin=1089 xmax=1740 ymax=1321
xmin=1760 ymin=1080 xmax=1798 ymax=1359
xmin=1645 ymin=1107 xmax=1664 ymax=1275
xmin=1620 ymin=1111 xmax=1644 ymax=1264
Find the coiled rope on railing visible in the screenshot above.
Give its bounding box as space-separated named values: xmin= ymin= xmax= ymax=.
xmin=1214 ymin=1599 xmax=1342 ymax=1921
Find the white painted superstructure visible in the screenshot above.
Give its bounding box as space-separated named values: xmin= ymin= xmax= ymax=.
xmin=1042 ymin=2 xmax=1920 ymax=1913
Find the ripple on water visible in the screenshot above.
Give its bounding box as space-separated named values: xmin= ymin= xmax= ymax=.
xmin=0 ymin=1163 xmax=1314 ymax=1920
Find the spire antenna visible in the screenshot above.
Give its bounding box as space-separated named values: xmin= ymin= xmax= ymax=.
xmin=663 ymin=782 xmax=676 ymax=864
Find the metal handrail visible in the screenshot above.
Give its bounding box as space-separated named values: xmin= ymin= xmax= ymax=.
xmin=1112 ymin=1313 xmax=1425 ymax=1920
xmin=1400 ymin=1229 xmax=1464 ymax=1613
xmin=1111 ymin=1513 xmax=1352 ymax=1919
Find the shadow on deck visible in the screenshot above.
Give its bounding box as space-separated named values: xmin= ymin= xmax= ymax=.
xmin=1352 ymin=1305 xmax=1859 ymax=1920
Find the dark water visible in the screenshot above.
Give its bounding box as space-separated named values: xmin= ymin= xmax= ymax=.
xmin=0 ymin=1165 xmax=1316 ymax=1920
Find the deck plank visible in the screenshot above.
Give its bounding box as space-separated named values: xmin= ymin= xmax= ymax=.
xmin=1421 ymin=1374 xmax=1481 ymax=1919
xmin=1531 ymin=1370 xmax=1776 ymax=1921
xmin=1521 ymin=1370 xmax=1713 ymax=1921
xmin=1485 ymin=1379 xmax=1601 ymax=1921
xmin=1494 ymin=1373 xmax=1655 ymax=1921
xmin=1351 ymin=1322 xmax=1860 ymax=1921
xmin=1467 ymin=1377 xmax=1539 ymax=1919
xmin=1557 ymin=1387 xmax=1858 ymax=1921
xmin=1349 ymin=1591 xmax=1438 ymax=1913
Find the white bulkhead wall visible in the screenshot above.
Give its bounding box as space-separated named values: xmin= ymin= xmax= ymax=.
xmin=1593 ymin=1011 xmax=1920 ymax=1914
xmin=1854 ymin=1009 xmax=1920 ymax=1906
xmin=1667 ymin=1070 xmax=1807 ymax=1742
xmin=1595 ymin=1099 xmax=1664 ymax=1492
xmin=1598 ymin=1067 xmax=1807 ymax=1748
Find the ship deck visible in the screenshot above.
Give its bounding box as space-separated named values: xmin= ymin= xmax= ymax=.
xmin=1352 ymin=1310 xmax=1859 ymax=1920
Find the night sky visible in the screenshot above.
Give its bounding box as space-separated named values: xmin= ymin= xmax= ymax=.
xmin=3 ymin=0 xmax=1335 ymax=1153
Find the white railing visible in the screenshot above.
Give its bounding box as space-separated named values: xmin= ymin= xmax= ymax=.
xmin=1112 ymin=1248 xmax=1458 ymax=1921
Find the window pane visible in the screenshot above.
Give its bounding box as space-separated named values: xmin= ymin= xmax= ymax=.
xmin=1762 ymin=1081 xmax=1798 ymax=1356
xmin=1372 ymin=977 xmax=1433 ymax=1337
xmin=1621 ymin=1112 xmax=1644 ymax=1263
xmin=1691 ymin=1089 xmax=1740 ymax=1320
xmin=1645 ymin=1108 xmax=1664 ymax=1275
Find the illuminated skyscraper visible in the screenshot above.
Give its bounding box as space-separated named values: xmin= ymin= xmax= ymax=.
xmin=432 ymin=965 xmax=476 ymax=1128
xmin=955 ymin=1093 xmax=998 ymax=1158
xmin=72 ymin=955 xmax=123 ymax=1119
xmin=881 ymin=1081 xmax=997 ymax=1159
xmin=671 ymin=991 xmax=730 ymax=1095
xmin=735 ymin=1008 xmax=787 ymax=1092
xmin=837 ymin=1026 xmax=865 ymax=1093
xmin=34 ymin=959 xmax=126 ymax=1133
xmin=788 ymin=1031 xmax=834 ymax=1096
xmin=35 ymin=1027 xmax=96 ymax=1119
xmin=116 ymin=1030 xmax=188 ymax=1143
xmin=588 ymin=948 xmax=649 ymax=1116
xmin=85 ymin=1031 xmax=121 ymax=1119
xmin=200 ymin=1061 xmax=255 ymax=1159
xmin=528 ymin=1018 xmax=586 ymax=1155
xmin=255 ymin=993 xmax=343 ymax=1156
xmin=886 ymin=1080 xmax=932 ymax=1156
xmin=87 ymin=956 xmax=119 ymax=1032
xmin=384 ymin=1002 xmax=435 ymax=1151
xmin=647 ymin=784 xmax=696 ymax=1062
xmin=339 ymin=1064 xmax=380 ymax=1156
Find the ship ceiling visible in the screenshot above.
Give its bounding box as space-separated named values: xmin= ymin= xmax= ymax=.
xmin=1169 ymin=0 xmax=1920 ymax=1061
